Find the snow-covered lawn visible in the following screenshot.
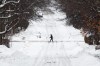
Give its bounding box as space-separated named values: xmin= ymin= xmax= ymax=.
xmin=0 ymin=6 xmax=100 ymax=66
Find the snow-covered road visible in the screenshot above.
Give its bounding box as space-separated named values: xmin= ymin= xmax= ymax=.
xmin=0 ymin=6 xmax=100 ymax=66
xmin=33 ymin=42 xmax=71 ymax=66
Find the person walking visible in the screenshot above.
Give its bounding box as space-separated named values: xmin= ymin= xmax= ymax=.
xmin=50 ymin=34 xmax=53 ymax=42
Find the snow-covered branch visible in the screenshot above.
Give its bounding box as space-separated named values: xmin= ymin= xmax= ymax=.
xmin=0 ymin=14 xmax=12 ymax=18
xmin=7 ymin=18 xmax=20 ymax=31
xmin=0 ymin=18 xmax=20 ymax=34
xmin=0 ymin=24 xmax=8 ymax=34
xmin=0 ymin=0 xmax=20 ymax=8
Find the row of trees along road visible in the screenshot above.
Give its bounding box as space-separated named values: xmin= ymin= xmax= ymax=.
xmin=58 ymin=0 xmax=100 ymax=45
xmin=0 ymin=0 xmax=50 ymax=48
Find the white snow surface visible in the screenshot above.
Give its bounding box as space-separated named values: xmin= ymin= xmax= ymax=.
xmin=0 ymin=6 xmax=100 ymax=66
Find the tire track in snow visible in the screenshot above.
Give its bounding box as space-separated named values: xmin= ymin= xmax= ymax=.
xmin=56 ymin=42 xmax=71 ymax=66
xmin=33 ymin=42 xmax=71 ymax=66
xmin=33 ymin=42 xmax=50 ymax=66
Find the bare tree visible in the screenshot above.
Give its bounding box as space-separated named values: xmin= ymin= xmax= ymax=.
xmin=0 ymin=0 xmax=50 ymax=48
xmin=58 ymin=0 xmax=100 ymax=45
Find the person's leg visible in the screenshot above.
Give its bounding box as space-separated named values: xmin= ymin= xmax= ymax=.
xmin=52 ymin=39 xmax=53 ymax=42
